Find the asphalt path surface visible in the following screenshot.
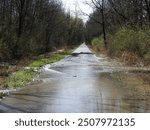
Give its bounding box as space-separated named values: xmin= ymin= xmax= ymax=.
xmin=0 ymin=43 xmax=150 ymax=113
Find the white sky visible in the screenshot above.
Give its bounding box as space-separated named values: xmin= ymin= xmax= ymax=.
xmin=61 ymin=0 xmax=93 ymax=22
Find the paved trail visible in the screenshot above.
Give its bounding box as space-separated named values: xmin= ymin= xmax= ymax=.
xmin=0 ymin=43 xmax=150 ymax=113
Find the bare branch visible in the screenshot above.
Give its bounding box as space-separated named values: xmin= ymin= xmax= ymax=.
xmin=108 ymin=0 xmax=127 ymax=20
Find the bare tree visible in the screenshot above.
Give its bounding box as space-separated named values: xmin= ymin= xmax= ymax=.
xmin=0 ymin=0 xmax=85 ymax=60
xmin=89 ymin=0 xmax=108 ymax=49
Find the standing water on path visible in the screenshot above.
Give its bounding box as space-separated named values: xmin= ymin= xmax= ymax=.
xmin=0 ymin=43 xmax=150 ymax=113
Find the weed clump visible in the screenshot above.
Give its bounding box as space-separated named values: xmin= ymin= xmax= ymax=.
xmin=3 ymin=69 xmax=38 ymax=88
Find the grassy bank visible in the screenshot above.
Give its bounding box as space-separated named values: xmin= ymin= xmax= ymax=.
xmin=3 ymin=69 xmax=38 ymax=88
xmin=28 ymin=54 xmax=67 ymax=68
xmin=91 ymin=27 xmax=150 ymax=65
xmin=1 ymin=51 xmax=70 ymax=89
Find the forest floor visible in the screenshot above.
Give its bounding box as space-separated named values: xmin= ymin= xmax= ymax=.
xmin=92 ymin=45 xmax=150 ymax=67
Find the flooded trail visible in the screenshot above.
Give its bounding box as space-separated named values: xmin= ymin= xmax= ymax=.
xmin=0 ymin=43 xmax=150 ymax=113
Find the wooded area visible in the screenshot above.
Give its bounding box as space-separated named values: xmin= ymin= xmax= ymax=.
xmin=86 ymin=0 xmax=150 ymax=42
xmin=86 ymin=0 xmax=150 ymax=64
xmin=0 ymin=0 xmax=85 ymax=61
xmin=0 ymin=0 xmax=150 ymax=64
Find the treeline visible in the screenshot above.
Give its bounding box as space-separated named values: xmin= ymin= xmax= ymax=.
xmin=0 ymin=0 xmax=85 ymax=61
xmin=86 ymin=0 xmax=150 ymax=64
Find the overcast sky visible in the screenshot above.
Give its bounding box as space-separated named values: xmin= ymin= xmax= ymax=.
xmin=61 ymin=0 xmax=93 ymax=22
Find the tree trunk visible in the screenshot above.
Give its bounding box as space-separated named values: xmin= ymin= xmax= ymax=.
xmin=101 ymin=0 xmax=107 ymax=49
xmin=145 ymin=0 xmax=150 ymax=24
xmin=17 ymin=0 xmax=25 ymax=38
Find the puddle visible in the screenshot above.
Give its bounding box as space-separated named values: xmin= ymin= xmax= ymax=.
xmin=0 ymin=44 xmax=149 ymax=113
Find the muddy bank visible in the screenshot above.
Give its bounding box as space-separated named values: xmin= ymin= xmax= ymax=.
xmin=91 ymin=44 xmax=150 ymax=67
xmin=91 ymin=46 xmax=150 ymax=82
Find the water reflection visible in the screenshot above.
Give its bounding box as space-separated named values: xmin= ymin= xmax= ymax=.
xmin=0 ymin=44 xmax=150 ymax=113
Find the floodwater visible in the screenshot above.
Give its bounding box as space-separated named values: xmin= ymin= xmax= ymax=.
xmin=0 ymin=43 xmax=150 ymax=113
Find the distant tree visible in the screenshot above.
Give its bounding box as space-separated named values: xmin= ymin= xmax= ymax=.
xmin=89 ymin=0 xmax=108 ymax=49
xmin=0 ymin=0 xmax=85 ymax=61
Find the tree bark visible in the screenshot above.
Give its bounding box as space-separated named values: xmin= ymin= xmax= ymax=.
xmin=101 ymin=0 xmax=107 ymax=49
xmin=144 ymin=0 xmax=150 ymax=23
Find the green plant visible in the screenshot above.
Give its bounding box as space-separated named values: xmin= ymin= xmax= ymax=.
xmin=28 ymin=54 xmax=68 ymax=68
xmin=4 ymin=69 xmax=38 ymax=88
xmin=92 ymin=36 xmax=104 ymax=49
xmin=109 ymin=27 xmax=150 ymax=59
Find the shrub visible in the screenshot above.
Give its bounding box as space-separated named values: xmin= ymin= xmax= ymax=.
xmin=91 ymin=36 xmax=104 ymax=50
xmin=109 ymin=27 xmax=150 ymax=60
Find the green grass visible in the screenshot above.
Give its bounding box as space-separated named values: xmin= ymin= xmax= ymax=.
xmin=2 ymin=50 xmax=71 ymax=89
xmin=3 ymin=69 xmax=38 ymax=88
xmin=28 ymin=54 xmax=67 ymax=68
